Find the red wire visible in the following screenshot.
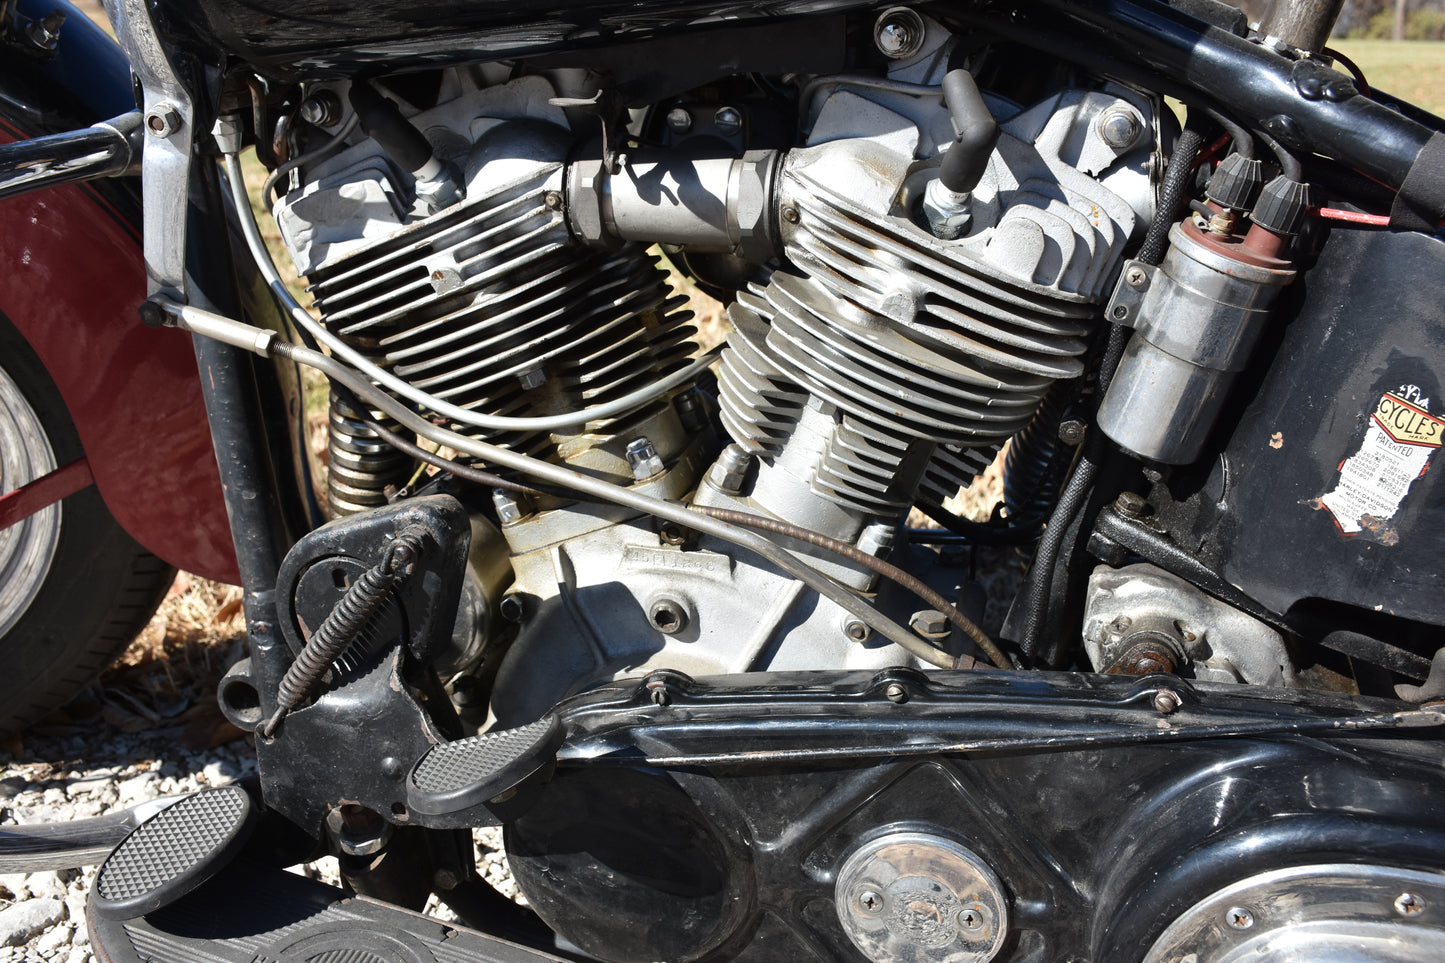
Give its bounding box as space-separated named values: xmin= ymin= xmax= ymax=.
xmin=1315 ymin=207 xmax=1391 ymax=226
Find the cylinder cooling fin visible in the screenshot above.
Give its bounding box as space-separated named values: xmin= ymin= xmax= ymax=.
xmin=301 ymin=119 xmax=698 ymax=459
xmin=716 ymin=85 xmax=1146 ymax=519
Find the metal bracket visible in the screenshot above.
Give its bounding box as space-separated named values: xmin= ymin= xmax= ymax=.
xmin=102 ymin=0 xmax=193 ymax=299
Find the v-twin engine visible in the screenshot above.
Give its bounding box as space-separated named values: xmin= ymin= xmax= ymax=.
xmin=273 ymin=48 xmax=1156 ymax=721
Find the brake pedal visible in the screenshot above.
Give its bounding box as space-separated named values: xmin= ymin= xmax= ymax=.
xmin=408 ymin=715 xmax=563 ymax=826
xmin=90 ymin=785 xmax=255 ymax=921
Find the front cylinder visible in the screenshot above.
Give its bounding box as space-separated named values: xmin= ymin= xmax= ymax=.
xmin=1097 ymin=223 xmax=1294 ymax=464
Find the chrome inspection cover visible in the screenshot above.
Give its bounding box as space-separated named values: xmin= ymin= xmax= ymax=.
xmin=835 ymin=831 xmax=1008 ymax=963
xmin=1145 ymin=863 xmax=1445 ymax=963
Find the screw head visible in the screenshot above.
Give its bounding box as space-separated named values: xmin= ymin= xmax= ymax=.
xmin=884 ymin=682 xmax=908 ymax=704
xmin=844 ymin=619 xmax=870 ymax=643
xmin=1225 ymin=906 xmax=1254 ymax=929
xmin=781 ymin=205 xmax=801 ymax=224
xmin=145 ymin=103 xmax=182 ymax=137
xmin=1125 ymin=265 xmax=1148 ymax=288
xmin=1396 ymin=892 xmax=1425 ymax=917
xmin=714 ymin=107 xmax=742 ymax=136
xmin=666 ymin=106 xmax=693 ymax=133
xmin=1098 ymin=107 xmax=1143 ymax=151
xmin=874 ymin=8 xmax=926 ymax=59
xmin=299 ymin=92 xmax=342 ymax=127
xmin=649 ymin=598 xmax=689 ymax=635
xmin=1153 ymin=688 xmax=1182 ymax=714
xmin=958 ymin=908 xmax=983 ymax=930
xmin=543 ymin=190 xmax=564 ymax=211
xmin=858 ymin=891 xmax=885 ymax=914
xmin=1058 ymin=419 xmax=1086 ymax=446
xmin=876 ymin=21 xmax=913 ymax=56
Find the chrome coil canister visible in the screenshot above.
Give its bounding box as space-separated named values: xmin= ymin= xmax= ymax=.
xmin=1098 ymin=222 xmax=1295 ymax=464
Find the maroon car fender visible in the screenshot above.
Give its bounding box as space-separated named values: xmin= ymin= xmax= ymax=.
xmin=0 ymin=124 xmax=239 ymax=584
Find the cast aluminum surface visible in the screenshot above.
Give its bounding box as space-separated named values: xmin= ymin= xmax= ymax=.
xmin=102 ymin=0 xmax=192 ymax=298
xmin=1083 ymin=563 xmax=1297 ymax=686
xmin=1144 ymin=864 xmax=1445 ymax=963
xmin=275 ymin=76 xmax=698 ymax=461
xmin=0 ymin=361 xmax=60 ymax=640
xmin=717 ymin=83 xmax=1149 ymax=518
xmin=834 ymin=831 xmax=1008 ymax=963
xmin=487 ymin=509 xmax=913 ymax=727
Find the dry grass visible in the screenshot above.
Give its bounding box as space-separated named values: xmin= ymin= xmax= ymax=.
xmin=26 ymin=574 xmax=249 ymax=751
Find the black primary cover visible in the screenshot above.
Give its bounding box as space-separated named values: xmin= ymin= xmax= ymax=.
xmin=1170 ymin=226 xmax=1445 ymax=629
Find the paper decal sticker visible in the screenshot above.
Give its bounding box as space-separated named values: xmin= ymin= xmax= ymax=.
xmin=1315 ymin=385 xmax=1442 ymax=544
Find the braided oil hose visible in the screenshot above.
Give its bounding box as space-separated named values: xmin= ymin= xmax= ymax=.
xmin=261 ymin=528 xmax=427 ymax=737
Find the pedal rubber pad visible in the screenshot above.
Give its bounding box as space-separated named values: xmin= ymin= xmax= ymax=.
xmin=409 ymin=715 xmax=563 ymax=822
xmin=91 ymin=785 xmax=255 ymax=921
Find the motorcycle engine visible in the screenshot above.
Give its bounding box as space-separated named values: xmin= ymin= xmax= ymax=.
xmin=270 ymin=16 xmax=1157 ymax=724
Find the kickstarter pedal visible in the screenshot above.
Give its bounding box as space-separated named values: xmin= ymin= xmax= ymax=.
xmin=90 ymin=785 xmax=255 ymax=920
xmin=408 ymin=716 xmax=563 ymax=826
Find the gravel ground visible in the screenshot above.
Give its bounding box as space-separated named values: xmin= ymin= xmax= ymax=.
xmin=0 ymin=575 xmax=517 ymax=961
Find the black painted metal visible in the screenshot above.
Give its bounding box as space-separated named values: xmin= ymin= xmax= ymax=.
xmin=503 ymin=669 xmax=1445 ymax=962
xmin=149 ymin=0 xmax=876 ymax=77
xmin=188 ymin=162 xmax=300 ymax=721
xmin=1151 ymin=227 xmax=1445 ymax=635
xmin=945 ymin=0 xmax=1442 ymax=193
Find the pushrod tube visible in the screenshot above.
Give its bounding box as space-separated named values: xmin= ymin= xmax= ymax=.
xmin=0 ymin=112 xmax=142 ymax=201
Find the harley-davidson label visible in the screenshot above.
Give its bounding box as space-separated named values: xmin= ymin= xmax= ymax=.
xmin=1316 ymin=386 xmax=1442 ymax=541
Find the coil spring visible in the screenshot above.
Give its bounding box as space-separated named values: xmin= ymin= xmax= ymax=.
xmin=1002 ymin=381 xmax=1075 ymax=527
xmin=262 ymin=529 xmax=426 ymax=737
xmin=327 ymin=387 xmax=416 ymax=517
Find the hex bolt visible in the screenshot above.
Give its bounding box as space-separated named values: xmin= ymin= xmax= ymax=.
xmin=873 ymin=7 xmax=926 ymax=59
xmin=666 ymin=106 xmax=693 ymax=134
xmin=1124 ymin=265 xmax=1148 ymax=288
xmin=1396 ymin=893 xmax=1425 ymax=917
xmin=885 ymin=682 xmax=909 ymax=704
xmin=911 ymin=609 xmax=948 ymax=637
xmin=1098 ymin=106 xmax=1143 ymax=151
xmin=958 ymin=908 xmax=984 ymax=930
xmin=1114 ymin=491 xmax=1149 ymax=519
xmin=674 ymin=391 xmax=707 ymax=433
xmin=1225 ymin=907 xmax=1254 ymax=930
xmin=707 ymin=444 xmax=753 ymax=494
xmin=1058 ymin=419 xmax=1086 ymax=446
xmin=626 ymin=437 xmax=665 ymax=480
xmin=858 ymin=891 xmax=885 ymax=915
xmin=492 ymin=488 xmax=528 ymax=526
xmin=499 ymin=594 xmax=525 ymax=623
xmin=145 ymin=103 xmax=183 ymax=138
xmin=299 ymin=91 xmax=342 ymax=127
xmin=714 ymin=107 xmax=743 ymax=136
xmin=845 ymin=619 xmax=870 ymax=643
xmin=1153 ymin=688 xmax=1182 ymax=714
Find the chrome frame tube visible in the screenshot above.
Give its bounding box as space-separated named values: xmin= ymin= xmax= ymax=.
xmin=0 ymin=112 xmax=143 ymax=201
